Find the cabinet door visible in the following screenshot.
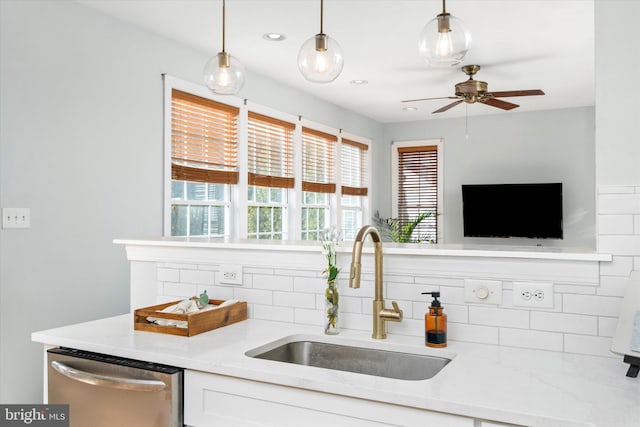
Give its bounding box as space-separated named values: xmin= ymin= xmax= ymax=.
xmin=185 ymin=370 xmax=474 ymax=427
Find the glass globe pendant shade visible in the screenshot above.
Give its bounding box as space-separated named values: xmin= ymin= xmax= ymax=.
xmin=203 ymin=51 xmax=245 ymax=95
xmin=298 ymin=33 xmax=344 ymax=83
xmin=418 ymin=13 xmax=471 ymax=67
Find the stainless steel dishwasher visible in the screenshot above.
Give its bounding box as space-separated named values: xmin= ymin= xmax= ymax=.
xmin=47 ymin=347 xmax=183 ymax=427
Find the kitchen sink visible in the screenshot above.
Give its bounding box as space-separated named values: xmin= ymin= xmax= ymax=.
xmin=245 ymin=335 xmax=451 ymax=381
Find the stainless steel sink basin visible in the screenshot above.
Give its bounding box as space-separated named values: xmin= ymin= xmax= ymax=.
xmin=246 ymin=336 xmax=451 ymax=381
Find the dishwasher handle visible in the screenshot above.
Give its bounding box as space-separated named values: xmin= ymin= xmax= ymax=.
xmin=50 ymin=360 xmax=167 ymax=392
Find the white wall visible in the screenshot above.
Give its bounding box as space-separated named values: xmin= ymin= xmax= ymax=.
xmin=383 ymin=107 xmax=596 ymax=248
xmin=594 ymin=0 xmax=640 ymax=186
xmin=0 ymin=0 xmax=382 ymax=403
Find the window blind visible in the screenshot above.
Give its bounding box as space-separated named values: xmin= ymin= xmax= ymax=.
xmin=397 ymin=145 xmax=438 ymax=242
xmin=247 ymin=111 xmax=295 ymax=188
xmin=302 ymin=127 xmax=337 ymax=193
xmin=171 ymin=89 xmax=239 ymax=184
xmin=341 ymin=139 xmax=368 ymax=196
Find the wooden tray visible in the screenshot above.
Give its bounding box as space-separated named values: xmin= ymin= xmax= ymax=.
xmin=134 ymin=299 xmax=247 ymax=337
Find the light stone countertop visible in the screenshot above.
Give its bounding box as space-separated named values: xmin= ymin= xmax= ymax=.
xmin=33 ymin=315 xmax=639 ymax=427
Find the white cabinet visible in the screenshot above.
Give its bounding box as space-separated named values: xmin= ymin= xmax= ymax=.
xmin=184 ymin=370 xmax=475 ymax=427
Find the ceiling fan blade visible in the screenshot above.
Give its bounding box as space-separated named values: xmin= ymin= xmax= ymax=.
xmin=433 ymin=99 xmax=464 ymax=113
xmin=480 ymin=97 xmax=520 ymax=110
xmin=402 ymin=96 xmax=458 ymax=103
xmin=490 ymin=90 xmax=545 ymax=97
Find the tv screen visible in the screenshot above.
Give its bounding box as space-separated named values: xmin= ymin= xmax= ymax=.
xmin=462 ymin=183 xmax=563 ymax=239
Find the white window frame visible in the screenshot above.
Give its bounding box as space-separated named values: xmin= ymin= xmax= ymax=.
xmin=339 ymin=131 xmax=371 ymax=241
xmin=163 ymin=75 xmax=371 ymax=241
xmin=162 ymin=74 xmax=244 ymax=237
xmin=391 ymin=139 xmax=444 ymax=243
xmin=242 ymin=101 xmax=298 ymax=239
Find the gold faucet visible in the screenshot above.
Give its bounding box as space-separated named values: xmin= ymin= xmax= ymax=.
xmin=349 ymin=225 xmax=403 ymax=339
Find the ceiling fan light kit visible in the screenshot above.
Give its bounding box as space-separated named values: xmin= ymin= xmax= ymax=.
xmin=298 ymin=0 xmax=344 ymax=83
xmin=418 ymin=0 xmax=471 ymax=67
xmin=203 ymin=0 xmax=245 ymax=95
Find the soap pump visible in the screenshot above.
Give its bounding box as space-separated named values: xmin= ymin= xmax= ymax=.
xmin=421 ymin=291 xmax=447 ymax=348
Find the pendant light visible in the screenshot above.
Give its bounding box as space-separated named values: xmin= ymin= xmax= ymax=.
xmin=297 ymin=0 xmax=344 ymax=83
xmin=203 ymin=0 xmax=245 ymax=95
xmin=418 ymin=0 xmax=471 ymax=67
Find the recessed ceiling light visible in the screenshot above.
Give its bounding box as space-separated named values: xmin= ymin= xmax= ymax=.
xmin=262 ymin=33 xmax=286 ymax=42
xmin=349 ymin=79 xmax=368 ymax=85
xmin=402 ymin=106 xmax=418 ymax=111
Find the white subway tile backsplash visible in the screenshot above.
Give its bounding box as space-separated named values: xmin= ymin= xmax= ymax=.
xmin=385 ymin=282 xmax=433 ymax=301
xmin=598 ymin=215 xmax=634 ymax=235
xmin=438 ymin=286 xmax=466 ymax=305
xmin=233 ymin=288 xmax=273 ymax=305
xmin=293 ymin=276 xmax=327 ymax=293
xmin=253 ymin=274 xmax=294 ymax=291
xmin=553 ymin=284 xmax=597 ymax=295
xmin=163 ymin=282 xmax=197 ymax=298
xmin=338 ymin=295 xmax=363 ymax=314
xmin=294 ymin=308 xmax=323 ymax=326
xmin=252 ymin=304 xmax=294 ymax=323
xmin=499 ymin=328 xmax=563 ymax=351
xmin=469 ymin=306 xmax=529 ymax=329
xmin=598 ymin=256 xmax=634 ymax=277
xmin=157 ymin=268 xmax=179 ymax=282
xmin=597 ymin=275 xmax=631 ymax=297
xmin=598 ymin=194 xmax=640 ymax=214
xmin=531 ymin=311 xmax=597 ymax=335
xmin=387 ymin=318 xmax=422 ymax=337
xmin=340 ymin=312 xmax=373 ymax=332
xmin=563 ymin=294 xmax=622 ymax=317
xmin=599 ymin=185 xmax=635 ymax=195
xmin=275 ymin=268 xmax=319 ymax=278
xmin=414 ymin=276 xmax=465 ymax=287
xmin=564 ymin=334 xmax=614 ymax=358
xmin=273 ymin=291 xmax=316 ymax=309
xmin=180 ymin=269 xmax=214 ymax=285
xmin=598 ymin=317 xmax=619 ymax=337
xmin=599 ymin=235 xmax=640 ymax=256
xmin=449 ymin=323 xmax=499 ymax=345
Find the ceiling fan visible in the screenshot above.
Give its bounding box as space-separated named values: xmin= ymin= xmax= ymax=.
xmin=402 ymin=65 xmax=545 ymax=114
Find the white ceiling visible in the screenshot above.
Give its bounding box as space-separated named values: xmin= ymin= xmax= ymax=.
xmin=77 ymin=0 xmax=594 ymax=123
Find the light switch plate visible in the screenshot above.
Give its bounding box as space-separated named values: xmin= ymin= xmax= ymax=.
xmin=2 ymin=208 xmax=30 ymax=229
xmin=464 ymin=279 xmax=503 ymax=305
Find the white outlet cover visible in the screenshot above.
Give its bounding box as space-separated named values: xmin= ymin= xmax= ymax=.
xmin=464 ymin=279 xmax=503 ymax=305
xmin=219 ymin=265 xmax=243 ymax=285
xmin=513 ymin=282 xmax=554 ymax=308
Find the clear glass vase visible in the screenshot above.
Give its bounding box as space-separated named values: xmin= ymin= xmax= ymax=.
xmin=324 ymin=280 xmax=339 ymax=335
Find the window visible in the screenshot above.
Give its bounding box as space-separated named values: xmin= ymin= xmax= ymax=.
xmin=163 ymin=76 xmax=370 ymax=241
xmin=301 ymin=127 xmax=337 ymax=240
xmin=247 ymin=112 xmax=295 ymax=239
xmin=392 ymin=140 xmax=443 ymax=243
xmin=168 ymin=88 xmax=238 ymax=237
xmin=340 ymin=139 xmax=369 ymax=240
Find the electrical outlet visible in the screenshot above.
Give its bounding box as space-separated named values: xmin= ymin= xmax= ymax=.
xmin=220 ymin=265 xmax=243 ymax=285
xmin=464 ymin=279 xmax=502 ymax=305
xmin=513 ymin=282 xmax=554 ymax=308
xmin=2 ymin=208 xmax=30 ymax=229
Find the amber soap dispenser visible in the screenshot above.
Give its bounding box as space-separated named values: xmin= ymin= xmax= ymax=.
xmin=422 ymin=292 xmax=447 ymax=348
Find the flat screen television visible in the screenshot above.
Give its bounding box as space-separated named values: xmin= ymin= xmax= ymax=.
xmin=462 ymin=183 xmax=563 ymax=239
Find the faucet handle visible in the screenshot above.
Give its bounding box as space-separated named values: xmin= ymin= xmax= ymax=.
xmin=391 ymin=301 xmax=403 ymax=321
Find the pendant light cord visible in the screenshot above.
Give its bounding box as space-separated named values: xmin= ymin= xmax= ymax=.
xmin=442 ymin=0 xmax=447 ymax=14
xmin=320 ymin=0 xmax=324 ymax=34
xmin=222 ymin=0 xmax=226 ymax=53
